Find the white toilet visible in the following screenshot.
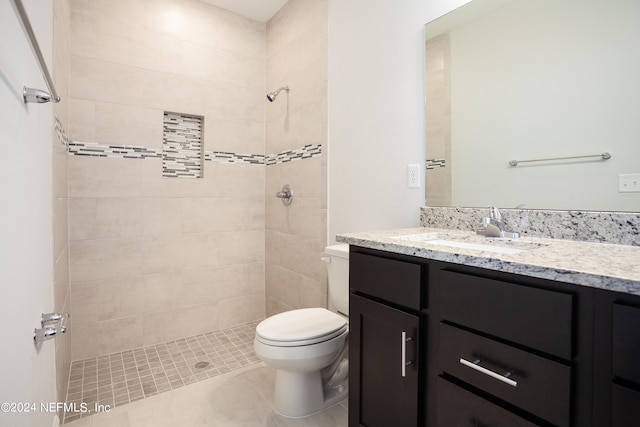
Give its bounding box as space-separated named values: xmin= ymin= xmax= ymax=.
xmin=254 ymin=243 xmax=350 ymax=418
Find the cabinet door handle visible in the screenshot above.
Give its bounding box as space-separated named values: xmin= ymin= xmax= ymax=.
xmin=459 ymin=358 xmax=517 ymax=387
xmin=402 ymin=331 xmax=413 ymax=377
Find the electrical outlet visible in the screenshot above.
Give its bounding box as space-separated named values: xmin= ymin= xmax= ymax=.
xmin=408 ymin=164 xmax=420 ymax=188
xmin=619 ymin=174 xmax=640 ymax=193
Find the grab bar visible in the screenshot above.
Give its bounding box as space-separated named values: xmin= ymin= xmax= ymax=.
xmin=10 ymin=0 xmax=61 ymax=104
xmin=509 ymin=152 xmax=611 ymax=167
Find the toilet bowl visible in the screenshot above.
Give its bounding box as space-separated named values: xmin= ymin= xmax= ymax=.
xmin=254 ymin=244 xmax=350 ymax=418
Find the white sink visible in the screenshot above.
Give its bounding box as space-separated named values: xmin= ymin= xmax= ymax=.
xmin=391 ymin=233 xmax=546 ymax=255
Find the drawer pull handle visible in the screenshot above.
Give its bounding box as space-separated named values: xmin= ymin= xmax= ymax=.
xmin=402 ymin=331 xmax=413 ymax=377
xmin=459 ymin=358 xmax=517 ymax=387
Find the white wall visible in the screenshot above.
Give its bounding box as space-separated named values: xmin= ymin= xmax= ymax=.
xmin=327 ymin=0 xmax=469 ymax=241
xmin=0 ymin=1 xmax=58 ymax=426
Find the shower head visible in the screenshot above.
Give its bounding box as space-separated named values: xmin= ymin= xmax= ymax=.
xmin=266 ymin=86 xmax=289 ymax=102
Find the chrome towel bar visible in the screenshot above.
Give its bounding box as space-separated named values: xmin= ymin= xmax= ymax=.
xmin=34 ymin=312 xmax=69 ymax=344
xmin=509 ymin=152 xmax=611 ymax=167
xmin=10 ymin=0 xmax=61 ymax=104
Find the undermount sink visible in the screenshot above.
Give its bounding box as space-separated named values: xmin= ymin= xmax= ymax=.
xmin=390 ymin=232 xmax=547 ymax=255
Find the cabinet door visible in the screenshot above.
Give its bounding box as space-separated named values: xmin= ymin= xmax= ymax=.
xmin=349 ymin=294 xmax=420 ymax=427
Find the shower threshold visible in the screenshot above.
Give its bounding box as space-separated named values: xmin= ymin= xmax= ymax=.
xmin=63 ymin=320 xmax=261 ymax=424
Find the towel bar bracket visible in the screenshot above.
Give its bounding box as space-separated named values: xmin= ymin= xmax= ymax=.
xmin=34 ymin=312 xmax=69 ymax=344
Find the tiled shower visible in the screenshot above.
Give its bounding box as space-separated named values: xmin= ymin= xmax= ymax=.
xmin=52 ymin=0 xmax=328 ymax=420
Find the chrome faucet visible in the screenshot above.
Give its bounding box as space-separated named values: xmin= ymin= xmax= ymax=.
xmin=477 ymin=206 xmax=520 ymax=239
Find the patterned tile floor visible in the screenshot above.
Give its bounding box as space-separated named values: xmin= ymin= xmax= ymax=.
xmin=63 ymin=321 xmax=261 ymax=424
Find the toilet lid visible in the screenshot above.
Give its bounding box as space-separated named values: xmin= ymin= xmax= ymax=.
xmin=256 ymin=308 xmax=347 ymax=346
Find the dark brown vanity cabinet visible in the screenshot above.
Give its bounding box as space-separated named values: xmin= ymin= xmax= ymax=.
xmin=349 ymin=250 xmax=425 ymax=427
xmin=348 ymin=245 xmax=640 ymax=427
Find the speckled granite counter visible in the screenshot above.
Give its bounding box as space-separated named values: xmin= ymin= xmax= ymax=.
xmin=337 ymin=227 xmax=640 ymax=296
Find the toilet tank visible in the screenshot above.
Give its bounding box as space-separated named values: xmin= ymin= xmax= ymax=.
xmin=324 ymin=244 xmax=350 ymax=316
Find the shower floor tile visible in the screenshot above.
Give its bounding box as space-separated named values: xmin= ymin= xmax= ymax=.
xmin=63 ymin=321 xmax=261 ymax=424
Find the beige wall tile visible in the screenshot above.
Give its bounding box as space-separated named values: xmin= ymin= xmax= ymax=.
xmin=53 ymin=142 xmax=69 ymax=198
xmin=71 ymin=0 xmax=144 ymax=27
xmin=142 ymin=70 xmax=206 ymax=115
xmin=96 ymin=275 xmax=178 ymax=321
xmin=265 ymin=295 xmax=294 ymax=317
xmin=70 ymin=55 xmax=144 ymax=105
xmin=53 ymin=196 xmax=69 ymax=257
xmin=69 ymin=282 xmax=97 ymax=324
xmin=54 ymin=246 xmax=70 ymax=314
xmin=72 ymin=316 xmax=144 ymax=359
xmin=216 ymin=10 xmax=266 ymax=60
xmin=68 ymin=198 xmax=96 ymax=240
xmin=70 ymin=238 xmax=143 ymax=283
xmin=203 ymin=118 xmax=264 ymax=155
xmin=140 ymin=198 xmax=183 ymax=237
xmin=265 ymin=231 xmax=324 ymax=282
xmin=264 ymin=0 xmax=327 ymax=315
xmin=176 ymin=263 xmax=265 ymax=308
xmin=68 ymin=156 xmax=145 ymax=198
xmin=181 ymin=197 xmax=264 ymax=233
xmin=142 ymin=293 xmax=264 ymax=345
xmin=68 ymin=98 xmax=95 ymax=142
xmin=204 ymin=82 xmax=264 ymax=123
xmin=95 ymin=103 xmax=164 ymax=148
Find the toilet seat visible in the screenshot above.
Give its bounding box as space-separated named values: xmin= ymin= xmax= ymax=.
xmin=256 ymin=308 xmax=348 ymax=347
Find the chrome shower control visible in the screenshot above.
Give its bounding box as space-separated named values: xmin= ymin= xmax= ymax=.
xmin=276 ymin=184 xmax=293 ymax=205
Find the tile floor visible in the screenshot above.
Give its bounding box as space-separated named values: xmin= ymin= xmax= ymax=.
xmin=63 ymin=321 xmax=261 ymax=424
xmin=63 ymin=363 xmax=348 ymax=426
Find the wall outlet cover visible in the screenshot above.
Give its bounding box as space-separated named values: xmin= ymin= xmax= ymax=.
xmin=619 ymin=174 xmax=640 ymax=193
xmin=408 ymin=164 xmax=420 ymax=188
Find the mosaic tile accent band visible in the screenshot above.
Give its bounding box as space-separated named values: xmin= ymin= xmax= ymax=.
xmin=205 ymin=151 xmax=266 ymax=165
xmin=65 ymin=141 xmax=322 ymax=166
xmin=68 ymin=142 xmax=162 ymax=159
xmin=55 ymin=115 xmax=322 ymax=167
xmin=265 ymin=144 xmax=323 ymax=165
xmin=62 ymin=321 xmax=261 ymax=424
xmin=162 ymin=113 xmax=203 ymax=178
xmin=426 ymin=158 xmax=446 ymax=169
xmin=55 ymin=114 xmax=70 ymax=149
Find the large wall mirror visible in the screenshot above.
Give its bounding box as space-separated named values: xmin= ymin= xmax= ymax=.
xmin=424 ymin=0 xmax=640 ymax=212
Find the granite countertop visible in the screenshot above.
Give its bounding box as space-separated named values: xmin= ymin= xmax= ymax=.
xmin=336 ymin=227 xmax=640 ymax=296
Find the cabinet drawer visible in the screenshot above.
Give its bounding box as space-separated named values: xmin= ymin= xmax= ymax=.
xmin=440 ymin=269 xmax=573 ymax=359
xmin=613 ymin=303 xmax=640 ymax=384
xmin=439 ymin=323 xmax=572 ymax=427
xmin=437 ymin=377 xmax=538 ymax=427
xmin=350 ymin=252 xmax=423 ymax=310
xmin=612 ymin=383 xmax=640 ymax=427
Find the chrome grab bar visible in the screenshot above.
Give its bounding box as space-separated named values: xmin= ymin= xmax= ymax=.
xmin=459 ymin=357 xmax=517 ymax=387
xmin=10 ymin=0 xmax=61 ymax=104
xmin=34 ymin=312 xmax=69 ymax=344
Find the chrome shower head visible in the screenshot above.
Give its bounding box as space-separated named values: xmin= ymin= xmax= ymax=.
xmin=266 ymin=86 xmax=289 ymax=102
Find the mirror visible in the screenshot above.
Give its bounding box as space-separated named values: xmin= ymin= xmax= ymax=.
xmin=424 ymin=0 xmax=640 ymax=212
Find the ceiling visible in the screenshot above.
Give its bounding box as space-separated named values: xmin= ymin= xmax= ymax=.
xmin=197 ymin=0 xmax=288 ymax=22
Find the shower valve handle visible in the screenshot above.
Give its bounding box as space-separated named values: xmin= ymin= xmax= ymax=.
xmin=276 ymin=184 xmax=293 ymax=205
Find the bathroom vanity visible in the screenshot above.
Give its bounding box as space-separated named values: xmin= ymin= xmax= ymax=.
xmin=338 ymin=227 xmax=640 ymax=427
